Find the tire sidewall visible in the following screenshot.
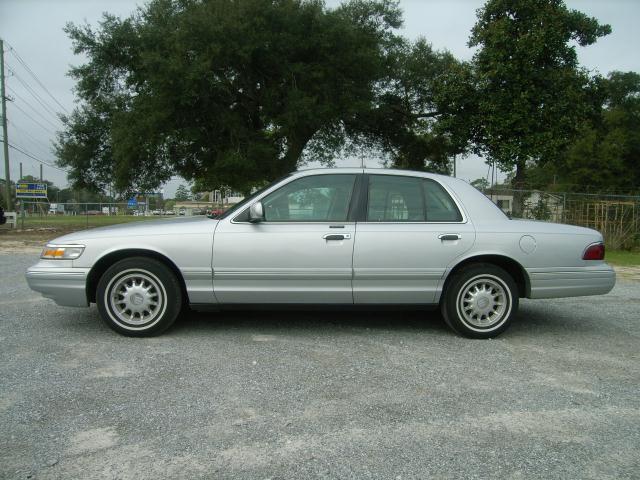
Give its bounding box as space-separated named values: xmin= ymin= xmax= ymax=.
xmin=442 ymin=264 xmax=519 ymax=339
xmin=97 ymin=257 xmax=182 ymax=336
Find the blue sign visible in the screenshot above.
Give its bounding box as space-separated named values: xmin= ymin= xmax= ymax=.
xmin=16 ymin=182 xmax=48 ymax=199
xmin=127 ymin=198 xmax=138 ymax=208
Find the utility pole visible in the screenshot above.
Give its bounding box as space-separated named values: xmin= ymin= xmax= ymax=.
xmin=19 ymin=162 xmax=22 ymax=180
xmin=39 ymin=163 xmax=42 ymax=181
xmin=1 ymin=39 xmax=12 ymax=211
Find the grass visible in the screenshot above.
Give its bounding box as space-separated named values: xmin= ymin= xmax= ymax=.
xmin=15 ymin=214 xmax=176 ymax=230
xmin=606 ymin=250 xmax=640 ymax=267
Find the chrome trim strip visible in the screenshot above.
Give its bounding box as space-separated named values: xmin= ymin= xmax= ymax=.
xmin=26 ymin=270 xmax=87 ymax=278
xmin=353 ymin=268 xmax=445 ymax=280
xmin=214 ymin=268 xmax=351 ymax=280
xmin=45 ymin=243 xmax=86 ymax=248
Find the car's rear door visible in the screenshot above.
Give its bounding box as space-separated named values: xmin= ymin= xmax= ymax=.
xmin=353 ymin=174 xmax=475 ymax=304
xmin=212 ymin=173 xmax=359 ymax=304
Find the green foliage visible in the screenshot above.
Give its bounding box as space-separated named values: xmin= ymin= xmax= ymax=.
xmin=470 ymin=178 xmax=490 ymax=191
xmin=528 ymin=197 xmax=552 ymax=221
xmin=469 ymin=0 xmax=611 ymax=191
xmin=527 ymin=71 xmax=640 ymax=193
xmin=56 ymin=0 xmax=471 ymax=194
xmin=174 ymin=184 xmax=191 ymax=202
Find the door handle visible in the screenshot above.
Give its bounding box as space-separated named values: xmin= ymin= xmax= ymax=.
xmin=323 ymin=233 xmax=351 ymax=241
xmin=438 ymin=233 xmax=461 ymax=241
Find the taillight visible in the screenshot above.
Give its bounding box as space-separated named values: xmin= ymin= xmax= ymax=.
xmin=583 ymin=242 xmax=605 ymax=260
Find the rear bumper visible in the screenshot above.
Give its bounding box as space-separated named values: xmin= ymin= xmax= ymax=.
xmin=527 ymin=264 xmax=616 ymax=299
xmin=25 ymin=266 xmax=90 ymax=307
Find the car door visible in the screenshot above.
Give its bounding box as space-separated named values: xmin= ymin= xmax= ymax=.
xmin=353 ymin=174 xmax=476 ymax=304
xmin=212 ymin=173 xmax=358 ymax=304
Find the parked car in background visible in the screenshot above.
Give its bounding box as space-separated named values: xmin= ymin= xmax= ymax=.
xmin=209 ymin=208 xmax=228 ymax=218
xmin=25 ymin=168 xmax=615 ymax=338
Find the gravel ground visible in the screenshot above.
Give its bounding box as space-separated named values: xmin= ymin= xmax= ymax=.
xmin=1 ymin=252 xmax=639 ymax=480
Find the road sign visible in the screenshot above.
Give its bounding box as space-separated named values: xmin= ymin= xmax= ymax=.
xmin=16 ymin=182 xmax=47 ymax=199
xmin=127 ymin=198 xmax=138 ymax=208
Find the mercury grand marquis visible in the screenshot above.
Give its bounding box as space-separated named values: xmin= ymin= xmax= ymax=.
xmin=26 ymin=168 xmax=616 ymax=338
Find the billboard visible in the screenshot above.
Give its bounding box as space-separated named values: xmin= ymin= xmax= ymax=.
xmin=16 ymin=182 xmax=48 ymax=199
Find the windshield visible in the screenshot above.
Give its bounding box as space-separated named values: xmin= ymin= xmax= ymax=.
xmin=217 ymin=174 xmax=292 ymax=220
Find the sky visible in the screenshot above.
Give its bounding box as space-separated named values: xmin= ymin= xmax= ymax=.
xmin=1 ymin=0 xmax=639 ymax=198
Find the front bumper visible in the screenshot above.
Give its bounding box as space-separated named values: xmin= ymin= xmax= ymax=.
xmin=25 ymin=264 xmax=90 ymax=307
xmin=527 ymin=263 xmax=616 ymax=299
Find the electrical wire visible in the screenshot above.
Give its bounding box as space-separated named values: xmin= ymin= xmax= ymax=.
xmin=9 ymin=102 xmax=58 ymax=136
xmin=6 ymin=65 xmax=63 ymax=122
xmin=5 ymin=41 xmax=70 ymax=114
xmin=7 ymin=85 xmax=62 ymax=131
xmin=0 ymin=139 xmax=68 ymax=173
xmin=11 ymin=123 xmax=55 ymax=158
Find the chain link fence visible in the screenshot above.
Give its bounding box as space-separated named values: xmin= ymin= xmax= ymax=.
xmin=484 ymin=189 xmax=640 ymax=249
xmin=13 ymin=201 xmax=180 ymax=230
xmin=9 ymin=192 xmax=640 ymax=249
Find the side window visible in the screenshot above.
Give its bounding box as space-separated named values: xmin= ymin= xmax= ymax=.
xmin=367 ymin=175 xmax=425 ymax=222
xmin=423 ymin=179 xmax=463 ymax=222
xmin=261 ymin=174 xmax=356 ymax=222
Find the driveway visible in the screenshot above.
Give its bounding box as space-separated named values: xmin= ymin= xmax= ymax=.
xmin=1 ymin=252 xmax=639 ymax=479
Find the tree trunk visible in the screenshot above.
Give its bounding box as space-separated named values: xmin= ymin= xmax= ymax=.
xmin=282 ymin=129 xmax=316 ymax=173
xmin=511 ymin=159 xmax=527 ymax=218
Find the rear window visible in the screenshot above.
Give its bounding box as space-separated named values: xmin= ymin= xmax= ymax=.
xmin=366 ymin=175 xmax=462 ymax=222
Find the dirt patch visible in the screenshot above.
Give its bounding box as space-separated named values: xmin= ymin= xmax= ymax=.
xmin=0 ymin=240 xmax=45 ymax=254
xmin=614 ymin=266 xmax=640 ymax=281
xmin=0 ymin=228 xmax=75 ymax=254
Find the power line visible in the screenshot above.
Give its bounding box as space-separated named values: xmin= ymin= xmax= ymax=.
xmin=9 ymin=102 xmax=58 ymax=135
xmin=11 ymin=122 xmax=54 ymax=158
xmin=6 ymin=65 xmax=63 ymax=122
xmin=0 ymin=139 xmax=68 ymax=172
xmin=4 ymin=41 xmax=70 ymax=114
xmin=7 ymin=85 xmax=61 ymax=131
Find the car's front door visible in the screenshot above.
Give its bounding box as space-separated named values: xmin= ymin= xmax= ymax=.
xmin=212 ymin=173 xmax=358 ymax=304
xmin=353 ymin=174 xmax=476 ymax=304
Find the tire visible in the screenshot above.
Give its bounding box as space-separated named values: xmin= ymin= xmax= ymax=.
xmin=96 ymin=257 xmax=183 ymax=337
xmin=441 ymin=263 xmax=518 ymax=339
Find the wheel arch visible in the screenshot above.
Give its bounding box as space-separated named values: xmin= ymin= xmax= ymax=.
xmin=441 ymin=254 xmax=530 ymax=301
xmin=86 ymin=249 xmax=188 ymax=304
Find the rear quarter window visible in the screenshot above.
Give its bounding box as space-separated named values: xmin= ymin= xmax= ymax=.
xmin=423 ymin=179 xmax=463 ymax=222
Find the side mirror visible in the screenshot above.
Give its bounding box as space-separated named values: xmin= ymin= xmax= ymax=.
xmin=249 ymin=202 xmax=264 ymax=223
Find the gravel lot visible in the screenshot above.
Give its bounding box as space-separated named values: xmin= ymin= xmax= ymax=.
xmin=1 ymin=252 xmax=639 ymax=479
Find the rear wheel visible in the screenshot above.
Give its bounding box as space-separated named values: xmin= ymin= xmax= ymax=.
xmin=441 ymin=263 xmax=518 ymax=338
xmin=96 ymin=257 xmax=182 ymax=336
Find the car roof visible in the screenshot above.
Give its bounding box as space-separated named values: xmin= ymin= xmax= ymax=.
xmin=292 ymin=167 xmax=453 ymax=180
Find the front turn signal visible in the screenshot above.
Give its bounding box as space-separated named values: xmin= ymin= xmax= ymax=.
xmin=41 ymin=244 xmax=85 ymax=260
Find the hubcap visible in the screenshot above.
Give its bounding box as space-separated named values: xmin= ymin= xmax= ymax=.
xmin=457 ymin=276 xmax=509 ymax=329
xmin=108 ymin=272 xmax=164 ymax=326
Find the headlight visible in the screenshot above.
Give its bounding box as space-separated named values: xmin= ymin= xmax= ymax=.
xmin=41 ymin=244 xmax=85 ymax=260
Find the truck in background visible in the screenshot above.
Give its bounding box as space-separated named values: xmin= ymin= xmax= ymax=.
xmin=48 ymin=203 xmax=65 ymax=215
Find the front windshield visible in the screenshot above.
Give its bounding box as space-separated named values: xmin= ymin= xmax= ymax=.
xmin=216 ymin=174 xmax=292 ymax=220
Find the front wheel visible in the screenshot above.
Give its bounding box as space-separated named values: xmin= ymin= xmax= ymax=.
xmin=96 ymin=257 xmax=182 ymax=336
xmin=441 ymin=263 xmax=518 ymax=339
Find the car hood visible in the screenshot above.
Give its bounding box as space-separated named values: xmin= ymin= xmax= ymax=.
xmin=50 ymin=216 xmax=218 ymax=243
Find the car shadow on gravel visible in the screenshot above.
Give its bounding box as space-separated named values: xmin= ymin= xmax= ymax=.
xmin=172 ymin=308 xmax=452 ymax=336
xmin=53 ymin=301 xmax=602 ymax=339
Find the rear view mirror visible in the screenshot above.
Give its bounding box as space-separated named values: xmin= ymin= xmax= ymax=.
xmin=249 ymin=202 xmax=264 ymax=223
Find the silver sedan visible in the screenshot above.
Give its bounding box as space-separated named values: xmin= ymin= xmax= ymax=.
xmin=26 ymin=168 xmax=615 ymax=338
